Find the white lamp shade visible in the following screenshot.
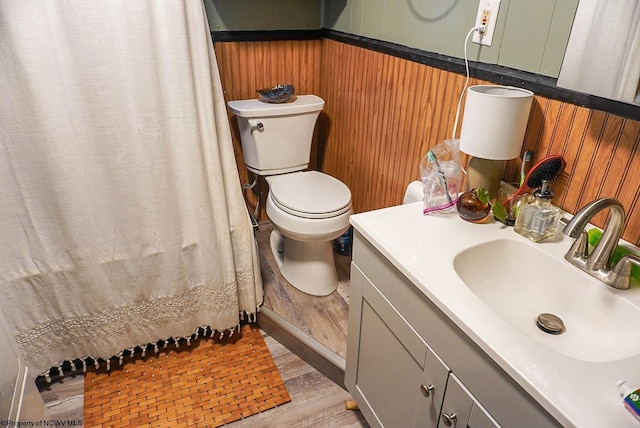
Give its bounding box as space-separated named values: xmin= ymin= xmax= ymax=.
xmin=459 ymin=85 xmax=534 ymax=160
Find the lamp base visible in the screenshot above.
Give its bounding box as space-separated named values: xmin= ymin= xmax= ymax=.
xmin=466 ymin=157 xmax=506 ymax=199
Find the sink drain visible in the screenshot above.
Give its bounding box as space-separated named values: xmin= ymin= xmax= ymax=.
xmin=536 ymin=313 xmax=565 ymax=335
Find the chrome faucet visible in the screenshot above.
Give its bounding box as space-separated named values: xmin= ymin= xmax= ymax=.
xmin=562 ymin=198 xmax=640 ymax=290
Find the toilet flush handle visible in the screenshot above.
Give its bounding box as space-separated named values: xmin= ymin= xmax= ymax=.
xmin=250 ymin=121 xmax=264 ymax=133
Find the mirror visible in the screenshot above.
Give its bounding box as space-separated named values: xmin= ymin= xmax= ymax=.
xmin=556 ymin=0 xmax=640 ymax=105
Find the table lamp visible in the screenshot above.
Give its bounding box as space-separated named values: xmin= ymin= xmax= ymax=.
xmin=459 ymin=85 xmax=534 ymax=198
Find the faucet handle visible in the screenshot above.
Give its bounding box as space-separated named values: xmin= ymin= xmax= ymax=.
xmin=560 ymin=218 xmax=589 ymax=259
xmin=611 ymin=254 xmax=640 ymax=290
xmin=567 ymin=232 xmax=589 ymax=260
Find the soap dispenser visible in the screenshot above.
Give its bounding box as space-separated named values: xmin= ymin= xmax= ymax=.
xmin=514 ymin=180 xmax=561 ymax=242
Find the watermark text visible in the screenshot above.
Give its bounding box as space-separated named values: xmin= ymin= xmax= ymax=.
xmin=1 ymin=420 xmax=82 ymax=427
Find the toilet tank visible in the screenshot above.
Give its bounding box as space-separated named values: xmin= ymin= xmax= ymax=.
xmin=227 ymin=95 xmax=325 ymax=175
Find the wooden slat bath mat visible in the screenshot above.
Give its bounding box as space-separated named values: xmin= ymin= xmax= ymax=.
xmin=84 ymin=324 xmax=290 ymax=427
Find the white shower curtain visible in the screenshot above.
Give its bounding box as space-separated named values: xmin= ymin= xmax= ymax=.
xmin=557 ymin=0 xmax=640 ymax=104
xmin=0 ymin=1 xmax=262 ymax=375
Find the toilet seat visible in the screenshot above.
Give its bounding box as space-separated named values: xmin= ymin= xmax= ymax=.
xmin=268 ymin=171 xmax=352 ymax=219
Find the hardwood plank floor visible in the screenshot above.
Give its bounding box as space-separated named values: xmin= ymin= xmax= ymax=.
xmin=38 ymin=223 xmax=367 ymax=427
xmin=255 ymin=223 xmax=353 ymax=360
xmin=39 ymin=374 xmax=84 ymax=421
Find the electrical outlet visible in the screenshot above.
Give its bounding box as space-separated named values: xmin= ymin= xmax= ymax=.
xmin=473 ymin=0 xmax=500 ymax=46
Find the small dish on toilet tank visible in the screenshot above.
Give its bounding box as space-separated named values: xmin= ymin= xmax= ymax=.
xmin=257 ymin=84 xmax=295 ymax=103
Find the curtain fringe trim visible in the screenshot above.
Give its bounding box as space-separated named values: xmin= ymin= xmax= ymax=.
xmin=37 ymin=311 xmax=257 ymax=383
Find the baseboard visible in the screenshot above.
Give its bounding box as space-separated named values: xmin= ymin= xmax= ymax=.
xmin=257 ymin=306 xmax=347 ymax=390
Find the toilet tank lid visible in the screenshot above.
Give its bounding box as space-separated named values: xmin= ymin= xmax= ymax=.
xmin=227 ymin=94 xmax=324 ymax=118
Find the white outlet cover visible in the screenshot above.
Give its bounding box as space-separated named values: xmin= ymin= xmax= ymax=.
xmin=473 ymin=0 xmax=501 ymax=46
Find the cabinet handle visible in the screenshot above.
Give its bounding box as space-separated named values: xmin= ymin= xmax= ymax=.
xmin=420 ymin=384 xmax=435 ymax=397
xmin=441 ymin=412 xmax=457 ymax=427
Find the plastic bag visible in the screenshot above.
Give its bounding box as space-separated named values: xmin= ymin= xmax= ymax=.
xmin=420 ymin=139 xmax=463 ymax=215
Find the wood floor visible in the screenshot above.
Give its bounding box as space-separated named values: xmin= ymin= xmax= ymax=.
xmin=38 ymin=222 xmax=368 ymax=427
xmin=255 ymin=223 xmax=353 ymax=360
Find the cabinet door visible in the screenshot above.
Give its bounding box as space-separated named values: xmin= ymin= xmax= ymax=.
xmin=439 ymin=373 xmax=474 ymax=428
xmin=414 ymin=347 xmax=450 ymax=427
xmin=347 ymin=265 xmax=430 ymax=428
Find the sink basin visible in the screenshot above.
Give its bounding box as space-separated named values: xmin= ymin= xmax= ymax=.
xmin=453 ymin=239 xmax=640 ymax=362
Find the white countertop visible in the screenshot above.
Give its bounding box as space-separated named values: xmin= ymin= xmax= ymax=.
xmin=350 ymin=201 xmax=640 ymax=428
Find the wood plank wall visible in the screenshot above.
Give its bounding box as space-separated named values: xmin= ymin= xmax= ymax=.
xmin=215 ymin=39 xmax=640 ymax=246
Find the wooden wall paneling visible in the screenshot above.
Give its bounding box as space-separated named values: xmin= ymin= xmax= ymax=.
xmin=379 ymin=55 xmax=402 ymax=207
xmin=442 ymin=71 xmax=466 ymax=143
xmin=577 ymin=115 xmax=624 ymax=227
xmin=412 ymin=64 xmax=431 ymax=159
xmin=599 ymin=117 xmax=628 ymax=201
xmin=351 ymin=46 xmax=381 ymax=207
xmin=561 ymin=110 xmax=605 ymax=215
xmin=321 ymin=42 xmax=383 ymax=212
xmin=554 ymin=104 xmax=624 ymax=226
xmin=401 ymin=60 xmax=428 ymax=199
xmin=547 ymin=103 xmax=577 ymax=156
xmin=315 ymin=40 xmax=335 ymax=173
xmin=364 ymin=52 xmax=392 ymax=210
xmin=302 ymin=40 xmax=323 ymax=171
xmin=432 ymin=69 xmax=453 ymax=144
xmin=362 ymin=52 xmax=388 ymax=211
xmin=541 ymin=101 xmax=577 ymax=209
xmin=422 ymin=66 xmax=439 ymax=152
xmin=385 ymin=57 xmax=404 ymax=203
xmin=323 ymin=41 xmax=363 ymax=207
xmin=366 ymin=50 xmax=389 ymax=210
xmin=385 ymin=56 xmax=411 ymax=206
xmin=596 ymin=116 xmax=638 ymax=232
xmin=554 ymin=106 xmax=592 ymax=209
xmin=317 ymin=41 xmax=344 ymax=200
xmin=534 ymin=97 xmax=562 ymax=158
xmin=402 ymin=62 xmax=431 ymax=193
xmin=618 ymin=120 xmax=640 ymax=244
xmin=216 ymin=38 xmax=640 ymax=245
xmin=423 ymin=66 xmax=441 ymax=158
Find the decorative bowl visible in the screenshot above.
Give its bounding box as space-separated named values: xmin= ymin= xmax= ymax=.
xmin=257 ymin=84 xmax=295 ymax=103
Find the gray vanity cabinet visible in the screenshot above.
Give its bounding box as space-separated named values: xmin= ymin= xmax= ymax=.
xmin=345 ymin=230 xmax=559 ymax=428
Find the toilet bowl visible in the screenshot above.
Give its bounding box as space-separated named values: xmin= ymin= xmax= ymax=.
xmin=266 ymin=171 xmax=352 ymax=295
xmin=227 ymin=95 xmax=352 ymax=296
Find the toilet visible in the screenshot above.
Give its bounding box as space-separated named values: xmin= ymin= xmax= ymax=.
xmin=227 ymin=95 xmax=353 ymax=296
